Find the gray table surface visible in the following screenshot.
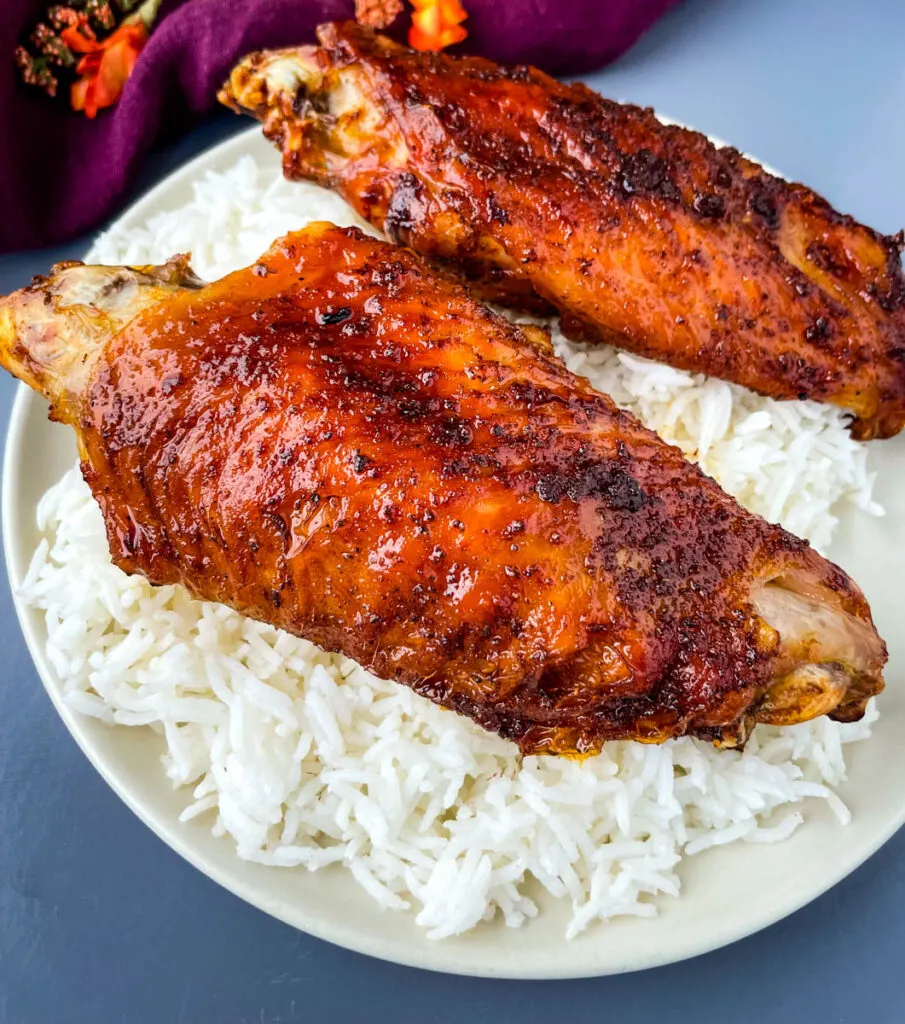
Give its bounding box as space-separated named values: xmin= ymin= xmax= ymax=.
xmin=2 ymin=0 xmax=904 ymax=1020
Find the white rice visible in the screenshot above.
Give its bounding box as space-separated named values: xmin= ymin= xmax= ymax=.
xmin=21 ymin=154 xmax=881 ymax=939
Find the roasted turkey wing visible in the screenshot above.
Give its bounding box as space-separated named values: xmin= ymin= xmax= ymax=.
xmin=0 ymin=225 xmax=886 ymax=754
xmin=221 ymin=22 xmax=905 ymax=440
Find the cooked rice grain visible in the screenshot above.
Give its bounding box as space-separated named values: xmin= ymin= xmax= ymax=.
xmin=21 ymin=155 xmax=880 ymax=938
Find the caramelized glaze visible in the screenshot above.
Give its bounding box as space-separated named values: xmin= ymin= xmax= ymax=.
xmin=61 ymin=224 xmax=883 ymax=753
xmin=222 ymin=22 xmax=905 ymax=439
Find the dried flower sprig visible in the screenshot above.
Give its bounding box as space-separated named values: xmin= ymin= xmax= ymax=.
xmin=15 ymin=0 xmax=159 ymax=115
xmin=15 ymin=0 xmax=468 ymax=118
xmin=354 ymin=0 xmax=405 ymax=31
xmin=353 ymin=0 xmax=469 ymax=52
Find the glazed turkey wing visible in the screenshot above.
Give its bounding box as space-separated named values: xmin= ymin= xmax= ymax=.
xmin=221 ymin=22 xmax=905 ymax=440
xmin=0 ymin=225 xmax=885 ymax=755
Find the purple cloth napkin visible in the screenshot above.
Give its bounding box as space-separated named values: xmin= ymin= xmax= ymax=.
xmin=1 ymin=0 xmax=679 ymax=252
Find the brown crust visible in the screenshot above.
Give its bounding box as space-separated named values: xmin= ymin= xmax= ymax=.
xmin=222 ymin=22 xmax=905 ymax=439
xmin=76 ymin=225 xmax=884 ymax=754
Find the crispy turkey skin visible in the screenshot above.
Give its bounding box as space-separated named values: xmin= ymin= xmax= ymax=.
xmin=0 ymin=225 xmax=886 ymax=754
xmin=221 ymin=22 xmax=905 ymax=440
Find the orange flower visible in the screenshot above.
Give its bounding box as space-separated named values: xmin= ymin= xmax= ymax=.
xmin=409 ymin=0 xmax=468 ymax=52
xmin=61 ymin=20 xmax=148 ymax=119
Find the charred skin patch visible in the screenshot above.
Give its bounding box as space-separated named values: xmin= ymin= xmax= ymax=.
xmin=384 ymin=173 xmax=429 ymax=243
xmin=535 ymin=462 xmax=648 ymax=512
xmin=618 ymin=149 xmax=679 ymax=200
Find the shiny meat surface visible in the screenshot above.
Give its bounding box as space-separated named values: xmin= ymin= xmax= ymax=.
xmin=220 ymin=22 xmax=905 ymax=440
xmin=0 ymin=225 xmax=886 ymax=754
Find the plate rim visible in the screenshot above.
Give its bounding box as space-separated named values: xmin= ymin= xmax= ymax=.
xmin=4 ymin=124 xmax=905 ymax=980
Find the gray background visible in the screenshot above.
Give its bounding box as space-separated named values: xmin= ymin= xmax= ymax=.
xmin=2 ymin=0 xmax=904 ymax=1020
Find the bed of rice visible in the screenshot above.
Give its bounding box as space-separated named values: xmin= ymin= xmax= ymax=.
xmin=20 ymin=155 xmax=882 ymax=939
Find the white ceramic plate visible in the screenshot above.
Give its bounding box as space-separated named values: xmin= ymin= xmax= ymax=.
xmin=5 ymin=128 xmax=905 ymax=979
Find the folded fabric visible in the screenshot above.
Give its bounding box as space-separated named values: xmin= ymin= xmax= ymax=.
xmin=1 ymin=0 xmax=679 ymax=252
